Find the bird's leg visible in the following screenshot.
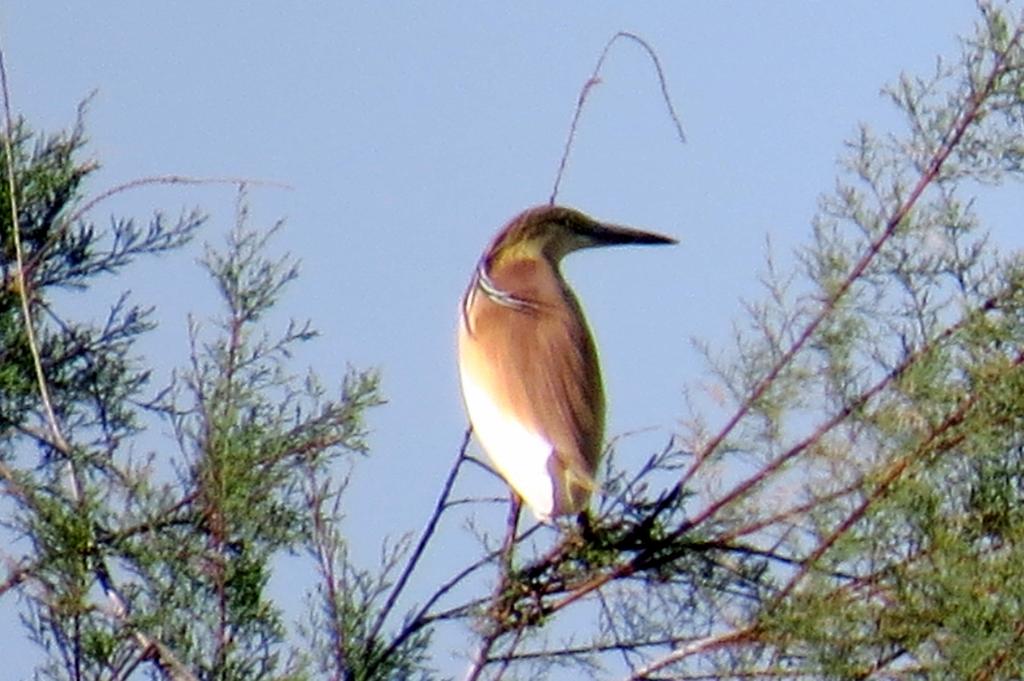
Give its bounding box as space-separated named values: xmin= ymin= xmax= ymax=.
xmin=575 ymin=509 xmax=596 ymax=545
xmin=499 ymin=494 xmax=522 ymax=575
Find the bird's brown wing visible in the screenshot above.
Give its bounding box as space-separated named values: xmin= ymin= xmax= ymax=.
xmin=528 ymin=292 xmax=605 ymax=513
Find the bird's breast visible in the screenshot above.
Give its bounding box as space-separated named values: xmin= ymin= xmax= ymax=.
xmin=457 ymin=318 xmax=557 ymax=520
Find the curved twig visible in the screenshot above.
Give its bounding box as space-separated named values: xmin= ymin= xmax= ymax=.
xmin=0 ymin=42 xmax=200 ymax=681
xmin=543 ymin=17 xmax=1024 ymax=620
xmin=549 ymin=31 xmax=686 ymax=205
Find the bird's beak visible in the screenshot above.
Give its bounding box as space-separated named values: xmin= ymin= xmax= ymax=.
xmin=583 ymin=221 xmax=677 ymax=248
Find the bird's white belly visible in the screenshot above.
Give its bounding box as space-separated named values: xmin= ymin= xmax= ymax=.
xmin=458 ymin=368 xmax=555 ymax=521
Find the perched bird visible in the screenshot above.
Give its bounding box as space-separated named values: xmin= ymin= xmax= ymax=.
xmin=457 ymin=205 xmax=675 ymax=522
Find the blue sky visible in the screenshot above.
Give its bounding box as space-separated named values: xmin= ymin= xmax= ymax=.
xmin=0 ymin=3 xmax=984 ymax=677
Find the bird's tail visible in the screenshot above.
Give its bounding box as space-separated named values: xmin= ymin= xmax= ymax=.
xmin=555 ymin=464 xmax=597 ymax=516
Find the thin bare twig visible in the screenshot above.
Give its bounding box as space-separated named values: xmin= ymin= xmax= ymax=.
xmin=365 ymin=428 xmax=472 ymax=665
xmin=620 ymin=627 xmax=757 ymax=681
xmin=464 ymin=491 xmax=530 ymax=681
xmin=550 ymin=31 xmax=686 ymax=205
xmin=543 ymin=19 xmax=1024 ymax=620
xmin=21 ymin=174 xmax=291 ymax=280
xmin=971 ymin=616 xmax=1024 ymax=681
xmin=680 ymin=291 xmax=1000 ymax=541
xmin=0 ymin=42 xmax=74 ymax=472
xmin=773 ymin=351 xmax=1024 ymax=604
xmin=464 ymin=635 xmax=497 ymax=681
xmin=489 ymin=627 xmax=525 ymax=681
xmin=654 ymin=18 xmax=1024 ymax=524
xmin=1 ymin=42 xmax=199 ymax=681
xmin=66 ymin=174 xmax=291 ymax=227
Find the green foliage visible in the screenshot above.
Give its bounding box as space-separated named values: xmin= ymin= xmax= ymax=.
xmin=448 ymin=3 xmax=1024 ymax=680
xmin=0 ymin=115 xmax=387 ymax=679
xmin=6 ymin=3 xmax=1024 ymax=680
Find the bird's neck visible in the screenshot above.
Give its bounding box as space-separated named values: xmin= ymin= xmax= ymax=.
xmin=479 ymin=256 xmax=565 ymax=311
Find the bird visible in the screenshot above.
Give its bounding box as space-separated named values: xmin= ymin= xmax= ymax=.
xmin=457 ymin=205 xmax=676 ymax=522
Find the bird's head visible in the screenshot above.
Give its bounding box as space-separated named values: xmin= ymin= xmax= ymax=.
xmin=484 ymin=205 xmax=676 ymax=269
